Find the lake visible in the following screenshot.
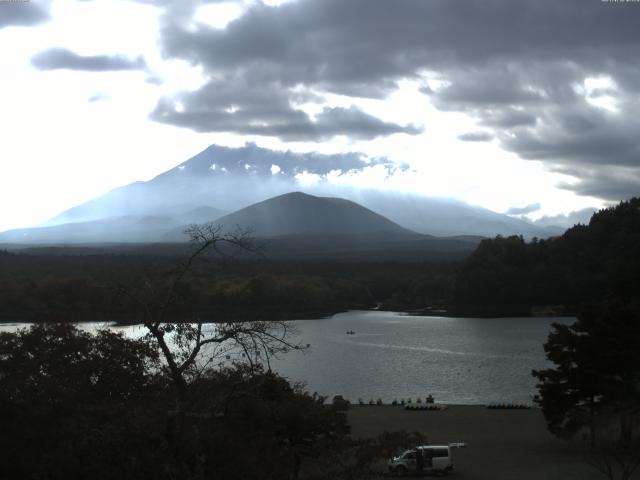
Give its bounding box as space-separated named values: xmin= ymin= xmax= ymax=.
xmin=0 ymin=310 xmax=572 ymax=405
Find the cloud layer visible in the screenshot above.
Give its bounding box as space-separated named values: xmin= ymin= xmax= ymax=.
xmin=505 ymin=203 xmax=541 ymax=216
xmin=0 ymin=2 xmax=49 ymax=29
xmin=146 ymin=0 xmax=640 ymax=202
xmin=32 ymin=48 xmax=146 ymax=71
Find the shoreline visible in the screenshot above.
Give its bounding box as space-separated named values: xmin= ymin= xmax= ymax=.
xmin=0 ymin=304 xmax=577 ymax=325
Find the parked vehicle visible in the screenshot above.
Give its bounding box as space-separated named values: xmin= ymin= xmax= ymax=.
xmin=387 ymin=443 xmax=466 ymax=476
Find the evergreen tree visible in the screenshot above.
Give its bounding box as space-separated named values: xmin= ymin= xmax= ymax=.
xmin=533 ymin=300 xmax=640 ymax=442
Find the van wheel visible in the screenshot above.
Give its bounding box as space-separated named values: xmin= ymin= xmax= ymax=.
xmin=395 ymin=466 xmax=407 ymax=477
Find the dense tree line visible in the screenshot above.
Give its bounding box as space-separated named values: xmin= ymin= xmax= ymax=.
xmin=0 ymin=249 xmax=458 ymax=321
xmin=453 ymin=198 xmax=640 ymax=315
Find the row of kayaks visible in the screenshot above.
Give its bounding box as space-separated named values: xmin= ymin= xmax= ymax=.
xmin=486 ymin=403 xmax=532 ymax=409
xmin=404 ymin=404 xmax=448 ymax=411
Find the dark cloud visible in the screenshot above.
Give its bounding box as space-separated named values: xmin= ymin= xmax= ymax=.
xmin=485 ymin=109 xmax=538 ymax=128
xmin=31 ymin=48 xmax=146 ymax=71
xmin=505 ymin=203 xmax=541 ymax=215
xmin=159 ymin=0 xmax=639 ymax=90
xmin=151 ymin=77 xmax=421 ymax=140
xmin=556 ymin=167 xmax=640 ymax=201
xmin=458 ymin=131 xmax=494 ymax=142
xmin=433 ymin=68 xmax=546 ymax=109
xmin=0 ymin=2 xmax=49 ymax=29
xmin=149 ymin=0 xmax=640 ymax=201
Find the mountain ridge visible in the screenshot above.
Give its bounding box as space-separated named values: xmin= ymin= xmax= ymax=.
xmin=209 ymin=191 xmax=416 ymax=237
xmin=6 ymin=144 xmax=558 ymax=240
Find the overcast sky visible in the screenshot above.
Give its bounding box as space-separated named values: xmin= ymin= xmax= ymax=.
xmin=1 ymin=0 xmax=639 ymax=232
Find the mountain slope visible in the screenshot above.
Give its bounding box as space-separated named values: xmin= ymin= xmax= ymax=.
xmin=346 ymin=191 xmax=550 ymax=238
xmin=210 ymin=192 xmax=415 ymax=237
xmin=162 ymin=192 xmax=481 ymax=260
xmin=0 ymin=206 xmax=225 ymax=244
xmin=36 ymin=144 xmax=557 ymax=239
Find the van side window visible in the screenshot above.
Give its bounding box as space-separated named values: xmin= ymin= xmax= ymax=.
xmin=432 ymin=448 xmax=449 ymax=458
xmin=406 ymin=452 xmax=416 ymax=459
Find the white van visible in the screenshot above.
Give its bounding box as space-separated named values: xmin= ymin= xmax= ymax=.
xmin=387 ymin=443 xmax=466 ymax=476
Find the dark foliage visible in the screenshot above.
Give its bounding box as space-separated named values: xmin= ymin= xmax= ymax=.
xmin=0 ymin=250 xmax=459 ymax=322
xmin=0 ymin=324 xmax=168 ymax=479
xmin=454 ymin=198 xmax=640 ymax=314
xmin=0 ymin=324 xmax=407 ymax=480
xmin=533 ymin=301 xmax=640 ymax=439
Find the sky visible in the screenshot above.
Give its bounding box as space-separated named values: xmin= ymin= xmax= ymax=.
xmin=1 ymin=0 xmax=639 ymax=232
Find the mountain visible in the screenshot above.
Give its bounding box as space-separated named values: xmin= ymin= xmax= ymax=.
xmin=162 ymin=192 xmax=481 ymax=260
xmin=179 ymin=206 xmax=227 ymax=224
xmin=204 ymin=192 xmax=414 ymax=237
xmin=31 ymin=144 xmax=555 ymax=239
xmin=341 ymin=190 xmax=550 ymax=238
xmin=42 ymin=144 xmax=294 ymax=226
xmin=0 ymin=206 xmax=226 ymax=244
xmin=2 ymin=191 xmax=481 ymax=260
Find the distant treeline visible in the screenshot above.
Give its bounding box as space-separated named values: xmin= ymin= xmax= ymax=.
xmin=0 ymin=251 xmax=457 ymax=322
xmin=3 ymin=197 xmax=639 ymax=322
xmin=452 ymin=197 xmax=640 ymax=316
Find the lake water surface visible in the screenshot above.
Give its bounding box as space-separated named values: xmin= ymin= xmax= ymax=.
xmin=1 ymin=310 xmax=572 ymax=405
xmin=271 ymin=311 xmax=571 ymax=404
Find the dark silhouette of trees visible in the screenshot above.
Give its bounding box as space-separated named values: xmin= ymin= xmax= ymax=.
xmin=0 ymin=324 xmax=168 ymax=479
xmin=117 ymin=223 xmax=301 ymax=401
xmin=454 ymin=198 xmax=640 ymax=314
xmin=0 ymin=322 xmax=416 ymax=480
xmin=112 ymin=223 xmax=307 ymax=478
xmin=533 ymin=301 xmax=640 ymax=480
xmin=586 ymin=409 xmax=640 ymax=480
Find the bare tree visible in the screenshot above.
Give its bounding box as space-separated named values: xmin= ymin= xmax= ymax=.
xmin=587 ymin=406 xmax=640 ymax=480
xmin=118 ymin=223 xmax=302 ymax=401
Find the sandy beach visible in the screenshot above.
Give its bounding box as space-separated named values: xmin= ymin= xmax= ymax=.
xmin=348 ymin=405 xmax=633 ymax=480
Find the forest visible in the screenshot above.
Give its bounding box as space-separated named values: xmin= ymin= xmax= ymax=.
xmin=2 ymin=198 xmax=640 ymax=322
xmin=0 ymin=250 xmax=457 ymax=322
xmin=452 ymin=197 xmax=640 ymax=316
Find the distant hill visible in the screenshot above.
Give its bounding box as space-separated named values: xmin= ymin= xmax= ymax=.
xmin=203 ymin=191 xmax=414 ymax=237
xmin=452 ymin=197 xmax=640 ymax=315
xmin=0 ymin=206 xmax=225 ymax=244
xmin=0 ymin=190 xmax=482 ymax=260
xmin=32 ymin=144 xmax=556 ymax=239
xmin=345 ymin=190 xmax=551 ymax=238
xmin=161 ymin=192 xmax=483 ymax=260
xmin=180 ymin=206 xmax=227 ymax=224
